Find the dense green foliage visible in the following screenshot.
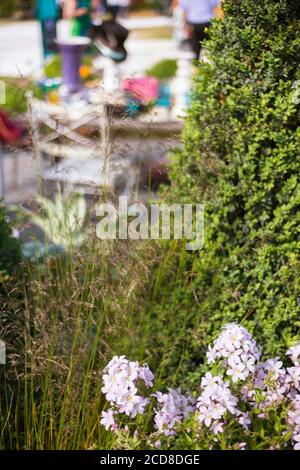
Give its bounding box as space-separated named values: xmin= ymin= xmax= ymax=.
xmin=158 ymin=0 xmax=300 ymax=382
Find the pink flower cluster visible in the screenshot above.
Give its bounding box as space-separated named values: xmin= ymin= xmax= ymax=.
xmin=100 ymin=326 xmax=300 ymax=450
xmin=207 ymin=323 xmax=260 ymax=383
xmin=242 ymin=357 xmax=289 ymax=413
xmin=153 ymin=389 xmax=196 ymax=437
xmin=101 ymin=356 xmax=154 ymax=430
xmin=197 ymin=373 xmax=241 ymax=434
xmin=241 ymin=345 xmax=300 ymax=426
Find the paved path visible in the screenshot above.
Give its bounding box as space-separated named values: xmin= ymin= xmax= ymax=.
xmin=0 ymin=18 xmax=176 ymax=77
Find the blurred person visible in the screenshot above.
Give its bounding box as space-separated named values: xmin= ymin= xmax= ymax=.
xmin=105 ymin=0 xmax=131 ymax=21
xmin=64 ymin=0 xmax=100 ymax=36
xmin=180 ymin=0 xmax=220 ymax=59
xmin=36 ymin=0 xmax=59 ymax=59
xmin=171 ymin=0 xmax=187 ymax=47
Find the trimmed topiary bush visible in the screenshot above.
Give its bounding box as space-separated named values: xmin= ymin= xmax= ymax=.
xmin=159 ymin=0 xmax=300 ymax=383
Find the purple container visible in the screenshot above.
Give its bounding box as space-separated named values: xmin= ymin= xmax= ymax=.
xmin=57 ymin=37 xmax=90 ymax=93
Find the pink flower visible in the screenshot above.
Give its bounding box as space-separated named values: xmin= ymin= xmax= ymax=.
xmin=264 ymin=357 xmax=285 ymax=381
xmin=287 ymin=344 xmax=300 ymax=366
xmin=227 ymin=362 xmax=247 ymax=383
xmin=153 ymin=388 xmax=196 ymax=437
xmin=287 ymin=366 xmax=300 ymax=392
xmin=201 ymin=372 xmax=223 ymax=389
xmin=102 ymin=356 xmax=153 ymax=419
xmin=138 ymin=365 xmax=154 ymax=387
xmin=206 ymin=345 xmax=216 ymax=364
xmin=211 ymin=402 xmax=227 ymax=420
xmin=100 ymin=409 xmax=116 ymax=431
xmin=198 ymin=405 xmax=213 ymax=427
xmin=238 ymin=412 xmax=251 ymax=431
xmin=294 ymin=433 xmax=300 ymax=450
xmin=286 ymin=396 xmax=300 ymax=449
xmin=155 ymin=440 xmax=161 ymax=449
xmin=197 ymin=375 xmax=239 ymax=432
xmin=206 ymin=324 xmax=260 ymax=383
xmin=211 ymin=420 xmax=224 ymax=435
xmin=237 ymin=442 xmax=247 ymax=450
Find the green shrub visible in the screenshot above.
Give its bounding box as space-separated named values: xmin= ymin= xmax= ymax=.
xmin=163 ymin=0 xmax=300 ymax=384
xmin=0 ymin=78 xmax=42 ymax=116
xmin=147 ymin=59 xmax=177 ymax=81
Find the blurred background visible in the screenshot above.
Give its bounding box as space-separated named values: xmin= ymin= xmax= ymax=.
xmin=0 ymin=1 xmax=173 ymax=18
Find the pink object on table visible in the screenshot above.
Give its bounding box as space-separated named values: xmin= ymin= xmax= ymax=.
xmin=122 ymin=77 xmax=160 ymax=105
xmin=0 ymin=110 xmax=22 ymax=145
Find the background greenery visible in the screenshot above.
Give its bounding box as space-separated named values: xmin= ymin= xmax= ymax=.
xmin=0 ymin=1 xmax=172 ymax=19
xmin=0 ymin=77 xmax=42 ymax=115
